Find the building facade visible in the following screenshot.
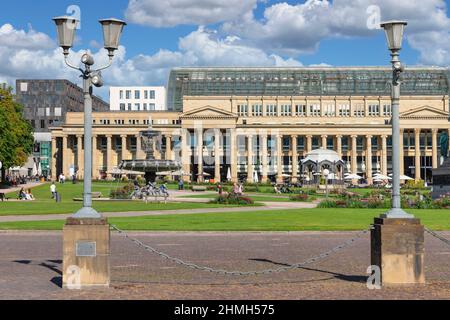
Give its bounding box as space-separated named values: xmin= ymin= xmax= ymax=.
xmin=109 ymin=86 xmax=166 ymax=111
xmin=15 ymin=79 xmax=109 ymax=177
xmin=51 ymin=67 xmax=450 ymax=184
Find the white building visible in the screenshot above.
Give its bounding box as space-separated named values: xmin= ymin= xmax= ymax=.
xmin=109 ymin=86 xmax=166 ymax=111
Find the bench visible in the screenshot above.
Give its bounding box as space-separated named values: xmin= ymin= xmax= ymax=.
xmin=191 ymin=186 xmax=207 ymax=192
xmin=92 ymin=192 xmax=103 ymax=198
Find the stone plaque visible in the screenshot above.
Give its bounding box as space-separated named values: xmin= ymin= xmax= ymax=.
xmin=76 ymin=241 xmax=97 ymax=257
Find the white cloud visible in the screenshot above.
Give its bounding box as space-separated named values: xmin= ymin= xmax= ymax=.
xmin=0 ymin=23 xmax=54 ymax=50
xmin=0 ymin=24 xmax=302 ymax=100
xmin=222 ymin=0 xmax=450 ymax=58
xmin=125 ymin=0 xmax=258 ymax=27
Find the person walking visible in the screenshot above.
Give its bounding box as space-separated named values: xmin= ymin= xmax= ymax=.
xmin=50 ymin=182 xmax=57 ymax=199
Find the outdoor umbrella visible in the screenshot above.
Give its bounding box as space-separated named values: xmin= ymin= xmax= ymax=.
xmin=388 ymin=173 xmax=414 ymax=180
xmin=37 ymin=162 xmax=42 ymax=176
xmin=373 ymin=174 xmax=391 ymax=180
xmin=344 ymin=173 xmax=362 ymax=180
xmin=227 ymin=167 xmax=232 ymax=181
xmin=31 ymin=163 xmax=38 ymax=176
xmin=156 ymin=171 xmax=172 ymax=176
xmin=253 ymin=170 xmax=259 ymax=183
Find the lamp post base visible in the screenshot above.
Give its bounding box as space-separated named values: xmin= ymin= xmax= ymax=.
xmin=63 ymin=217 xmax=110 ymax=289
xmin=371 ymin=217 xmax=425 ymax=285
xmin=380 ymin=207 xmax=414 ymax=219
xmin=73 ymin=206 xmax=102 ymax=219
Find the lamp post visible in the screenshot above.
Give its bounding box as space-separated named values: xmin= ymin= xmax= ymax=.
xmin=53 ymin=16 xmax=126 ymax=218
xmin=380 ymin=20 xmax=413 ymax=218
xmin=323 ymin=168 xmax=330 ymax=199
xmin=53 ymin=16 xmax=126 ymax=289
xmin=371 ymin=21 xmax=425 ymax=286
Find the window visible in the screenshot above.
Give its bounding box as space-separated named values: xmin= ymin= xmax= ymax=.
xmin=383 ymin=104 xmax=392 ymax=116
xmin=353 ymin=103 xmax=365 ymax=117
xmin=125 ymin=90 xmax=131 ymax=99
xmin=323 ymin=103 xmax=335 ymax=117
xmin=280 ymin=104 xmax=292 ymax=116
xmin=338 ymin=104 xmax=350 ymax=117
xmin=266 ymin=104 xmax=277 ymax=116
xmin=237 ymin=104 xmax=248 ymax=116
xmin=143 ymin=103 xmax=148 ymax=111
xmin=20 ymin=82 xmax=28 ymax=92
xmin=135 ymin=103 xmax=140 ymax=111
xmin=149 ymin=103 xmax=155 ymax=110
xmin=309 ymin=104 xmax=320 ymax=116
xmin=119 ymin=90 xmax=123 ymax=99
xmin=119 ymin=103 xmax=125 ymax=111
xmin=54 ymin=107 xmax=62 ymax=117
xmin=46 ymin=107 xmax=51 ymax=116
xmin=127 ymin=103 xmax=132 ymax=111
xmin=37 ymin=108 xmax=45 ymax=117
xmin=295 ymin=104 xmax=306 ymax=116
xmin=135 ymin=90 xmax=140 ymax=99
xmin=149 ymin=90 xmax=155 ymax=99
xmin=368 ymin=104 xmax=380 ymax=116
xmin=251 ymin=104 xmax=262 ymax=116
xmin=30 ymin=119 xmax=35 ymax=128
xmin=40 ymin=120 xmax=45 ymax=129
xmin=144 ymin=90 xmax=148 ymax=99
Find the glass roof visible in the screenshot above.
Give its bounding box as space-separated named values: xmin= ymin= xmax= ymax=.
xmin=167 ymin=67 xmax=450 ymax=111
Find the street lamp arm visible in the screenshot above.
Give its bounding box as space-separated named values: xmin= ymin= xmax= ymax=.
xmin=93 ymin=57 xmax=113 ymax=73
xmin=64 ymin=56 xmax=84 ymax=73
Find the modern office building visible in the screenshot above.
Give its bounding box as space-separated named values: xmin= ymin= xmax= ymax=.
xmin=109 ymin=86 xmax=166 ymax=111
xmin=15 ymin=79 xmax=109 ymax=177
xmin=51 ymin=67 xmax=450 ymax=184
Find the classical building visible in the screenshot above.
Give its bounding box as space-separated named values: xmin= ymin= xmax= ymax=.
xmin=109 ymin=86 xmax=166 ymax=111
xmin=50 ymin=67 xmax=450 ymax=184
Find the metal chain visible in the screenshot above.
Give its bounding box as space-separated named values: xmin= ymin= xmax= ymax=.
xmin=425 ymin=227 xmax=450 ymax=247
xmin=110 ymin=225 xmax=370 ymax=276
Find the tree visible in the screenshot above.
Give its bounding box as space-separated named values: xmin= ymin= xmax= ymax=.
xmin=0 ymin=87 xmax=34 ymax=182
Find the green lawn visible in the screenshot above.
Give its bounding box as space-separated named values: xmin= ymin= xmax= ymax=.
xmin=0 ymin=208 xmax=449 ymax=231
xmin=0 ymin=182 xmax=247 ymax=216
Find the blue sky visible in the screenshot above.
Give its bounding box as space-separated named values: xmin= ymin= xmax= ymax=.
xmin=0 ymin=0 xmax=449 ymax=98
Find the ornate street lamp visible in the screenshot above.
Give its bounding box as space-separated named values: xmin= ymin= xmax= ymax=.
xmin=53 ymin=17 xmax=126 ymax=218
xmin=380 ymin=20 xmax=412 ymax=218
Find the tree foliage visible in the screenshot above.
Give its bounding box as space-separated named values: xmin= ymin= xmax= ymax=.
xmin=0 ymin=87 xmax=34 ymax=170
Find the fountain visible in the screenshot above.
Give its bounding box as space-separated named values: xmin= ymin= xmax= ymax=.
xmin=119 ymin=120 xmax=181 ymax=183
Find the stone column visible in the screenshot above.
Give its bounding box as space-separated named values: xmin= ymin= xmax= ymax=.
xmin=121 ymin=135 xmax=127 ymax=162
xmin=135 ymin=134 xmax=142 ymax=160
xmin=92 ymin=135 xmax=98 ymax=180
xmin=291 ymin=135 xmax=298 ymax=183
xmin=366 ymin=135 xmax=373 ymax=185
xmin=381 ymin=135 xmax=388 ymax=176
xmin=306 ymin=135 xmax=312 ymax=153
xmin=165 ymin=135 xmax=173 ymax=160
xmin=181 ymin=129 xmax=191 ymax=182
xmin=197 ymin=129 xmax=204 ymax=182
xmin=230 ymin=129 xmax=238 ymax=183
xmin=214 ymin=129 xmax=221 ymax=182
xmin=76 ymin=135 xmax=84 ymax=179
xmin=415 ymin=128 xmax=421 ymax=181
xmin=247 ymin=135 xmax=254 ymax=183
xmin=62 ymin=135 xmax=69 ymax=177
xmin=106 ymin=135 xmax=113 ymax=179
xmin=351 ymin=135 xmax=357 ymax=174
xmin=261 ymin=133 xmax=268 ymax=183
xmin=276 ymin=134 xmax=283 ymax=183
xmin=51 ymin=136 xmax=57 ymax=180
xmin=321 ymin=135 xmax=328 ymax=150
xmin=336 ymin=135 xmax=342 ymax=158
xmin=399 ymin=128 xmax=405 ymax=176
xmin=432 ymin=129 xmax=438 ymax=169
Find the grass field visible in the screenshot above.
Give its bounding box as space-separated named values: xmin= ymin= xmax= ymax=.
xmin=182 ymin=193 xmax=293 ymax=202
xmin=0 ymin=208 xmax=448 ymax=231
xmin=0 ymin=182 xmax=247 ymax=216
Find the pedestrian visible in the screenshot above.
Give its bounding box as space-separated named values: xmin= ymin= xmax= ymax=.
xmin=178 ymin=178 xmax=184 ymax=190
xmin=50 ymin=182 xmax=57 ymax=199
xmin=217 ymin=182 xmax=223 ymax=195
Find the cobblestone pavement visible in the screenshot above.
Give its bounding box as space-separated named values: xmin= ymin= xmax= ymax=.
xmin=0 ymin=231 xmax=449 ymax=300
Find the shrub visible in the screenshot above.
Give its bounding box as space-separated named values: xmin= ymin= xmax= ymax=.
xmin=121 ymin=176 xmax=129 ymax=183
xmin=110 ymin=184 xmax=134 ymax=199
xmin=317 ymin=200 xmax=338 ymax=208
xmin=404 ymin=180 xmax=426 ymax=189
xmin=289 ymin=194 xmax=309 ymax=202
xmin=209 ymin=194 xmax=254 ymax=205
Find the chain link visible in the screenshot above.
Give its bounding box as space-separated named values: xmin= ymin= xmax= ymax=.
xmin=110 ymin=225 xmax=370 ymax=276
xmin=425 ymin=227 xmax=450 ymax=247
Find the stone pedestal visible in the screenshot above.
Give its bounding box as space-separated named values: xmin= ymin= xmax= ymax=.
xmin=431 ymin=157 xmax=450 ymax=199
xmin=63 ymin=217 xmax=110 ymax=289
xmin=371 ymin=218 xmax=425 ymax=285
